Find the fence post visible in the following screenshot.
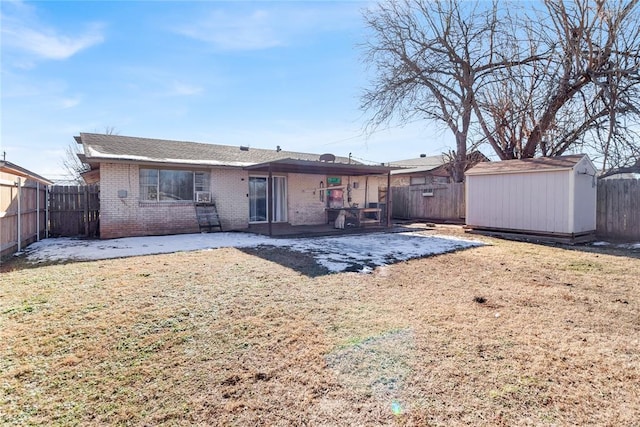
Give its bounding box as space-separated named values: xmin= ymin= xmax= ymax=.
xmin=386 ymin=172 xmax=392 ymax=227
xmin=16 ymin=177 xmax=21 ymax=252
xmin=46 ymin=186 xmax=50 ymax=238
xmin=36 ymin=182 xmax=40 ymax=241
xmin=85 ymin=185 xmax=90 ymax=237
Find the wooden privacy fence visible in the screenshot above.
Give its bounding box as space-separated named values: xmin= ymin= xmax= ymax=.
xmin=1 ymin=177 xmax=48 ymax=257
xmin=49 ymin=185 xmax=100 ymax=237
xmin=391 ymin=183 xmax=465 ymax=222
xmin=392 ymin=180 xmax=640 ymax=241
xmin=597 ymin=179 xmax=640 ymax=241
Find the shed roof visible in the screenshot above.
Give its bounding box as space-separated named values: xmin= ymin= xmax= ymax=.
xmin=465 ymin=154 xmax=588 ymax=176
xmin=76 ymin=133 xmax=355 ymax=168
xmin=0 ymin=161 xmax=53 ymax=185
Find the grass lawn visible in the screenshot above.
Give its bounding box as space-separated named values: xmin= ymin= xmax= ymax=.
xmin=1 ymin=228 xmax=639 ymax=426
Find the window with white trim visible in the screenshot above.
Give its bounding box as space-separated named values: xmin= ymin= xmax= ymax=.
xmin=140 ymin=169 xmax=210 ymax=201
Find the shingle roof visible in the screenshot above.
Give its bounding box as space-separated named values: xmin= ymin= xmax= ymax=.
xmin=388 ymin=154 xmax=447 ymax=169
xmin=390 ymin=151 xmax=489 ymax=175
xmin=465 ymin=154 xmax=587 ymax=176
xmin=602 ymin=173 xmax=640 ymax=180
xmin=78 ymin=133 xmax=355 ymax=167
xmin=0 ymin=161 xmax=53 ymax=185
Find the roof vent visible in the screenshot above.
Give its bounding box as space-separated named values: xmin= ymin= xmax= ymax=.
xmin=240 ymin=146 xmax=249 ymax=151
xmin=276 ymin=145 xmax=281 ymax=152
xmin=319 ymin=153 xmax=336 ymax=162
xmin=420 ymin=153 xmax=426 ymax=158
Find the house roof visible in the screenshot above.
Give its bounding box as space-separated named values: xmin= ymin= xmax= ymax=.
xmin=390 ymin=151 xmax=489 ymax=176
xmin=244 ymin=158 xmax=396 ymax=176
xmin=601 ymin=172 xmax=640 ymax=180
xmin=388 ymin=154 xmax=447 ymax=169
xmin=465 ymin=154 xmax=589 ymax=176
xmin=0 ymin=160 xmax=53 ymax=185
xmin=389 ymin=154 xmax=447 ymax=176
xmin=599 ymin=161 xmax=640 ymax=179
xmin=77 ymin=133 xmax=355 ymax=168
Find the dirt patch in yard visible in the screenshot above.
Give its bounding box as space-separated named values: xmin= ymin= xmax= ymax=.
xmin=1 ymin=228 xmax=639 ymax=425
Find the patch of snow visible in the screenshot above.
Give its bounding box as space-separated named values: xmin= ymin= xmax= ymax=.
xmin=360 ymin=266 xmax=374 ymax=274
xmin=590 ymin=241 xmax=640 ymax=250
xmin=618 ymin=242 xmax=640 ymax=250
xmin=23 ymin=231 xmax=484 ymax=273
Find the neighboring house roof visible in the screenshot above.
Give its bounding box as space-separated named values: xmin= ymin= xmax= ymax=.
xmin=390 ymin=151 xmax=489 ymax=176
xmin=391 ymin=164 xmax=450 ymax=176
xmin=601 ymin=172 xmax=640 ymax=180
xmin=465 ymin=154 xmax=590 ymax=176
xmin=77 ymin=133 xmax=355 ymax=168
xmin=388 ymin=154 xmax=447 ymax=170
xmin=0 ymin=160 xmax=53 ymax=185
xmin=599 ymin=161 xmax=640 ymax=179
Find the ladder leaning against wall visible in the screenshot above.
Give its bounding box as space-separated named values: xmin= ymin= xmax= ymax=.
xmin=195 ymin=202 xmax=222 ymax=233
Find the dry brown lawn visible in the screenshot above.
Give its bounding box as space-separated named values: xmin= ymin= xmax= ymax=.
xmin=1 ymin=228 xmax=639 ymax=426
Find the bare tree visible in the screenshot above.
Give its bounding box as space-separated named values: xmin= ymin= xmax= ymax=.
xmin=473 ymin=0 xmax=640 ymax=171
xmin=61 ymin=127 xmax=118 ymax=183
xmin=61 ymin=143 xmax=89 ymax=183
xmin=361 ymin=0 xmax=640 ymax=176
xmin=361 ymin=0 xmax=510 ymax=182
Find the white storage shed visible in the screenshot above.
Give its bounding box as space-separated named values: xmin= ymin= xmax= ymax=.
xmin=465 ymin=154 xmax=597 ymax=237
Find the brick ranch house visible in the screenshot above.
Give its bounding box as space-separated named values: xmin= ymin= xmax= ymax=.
xmin=76 ymin=133 xmax=395 ymax=239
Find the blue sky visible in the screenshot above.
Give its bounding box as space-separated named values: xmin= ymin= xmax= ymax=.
xmin=1 ymin=0 xmax=454 ymax=181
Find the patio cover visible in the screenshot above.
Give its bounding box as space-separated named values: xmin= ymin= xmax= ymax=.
xmin=243 ymin=158 xmax=396 ymax=176
xmin=244 ymin=158 xmax=398 ymax=235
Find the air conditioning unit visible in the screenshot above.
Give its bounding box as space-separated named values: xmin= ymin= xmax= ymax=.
xmin=195 ymin=191 xmax=211 ymax=203
xmin=422 ymin=188 xmax=434 ymax=197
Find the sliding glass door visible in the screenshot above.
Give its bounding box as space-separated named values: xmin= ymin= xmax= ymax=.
xmin=249 ymin=177 xmax=267 ymax=222
xmin=249 ymin=176 xmax=287 ymax=223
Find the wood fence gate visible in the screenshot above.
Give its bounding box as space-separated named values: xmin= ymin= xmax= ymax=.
xmin=49 ymin=185 xmax=100 ymax=237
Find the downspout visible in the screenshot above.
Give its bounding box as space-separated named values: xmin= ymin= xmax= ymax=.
xmin=16 ymin=177 xmax=21 ymax=252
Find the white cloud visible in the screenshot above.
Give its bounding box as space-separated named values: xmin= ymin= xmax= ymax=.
xmin=168 ymin=81 xmax=204 ymax=97
xmin=1 ymin=1 xmax=105 ymax=62
xmin=5 ymin=24 xmax=104 ymax=60
xmin=117 ymin=66 xmax=206 ymax=98
xmin=59 ymin=96 xmax=82 ymax=109
xmin=175 ymin=9 xmax=282 ymax=50
xmin=173 ymin=3 xmax=362 ymax=51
